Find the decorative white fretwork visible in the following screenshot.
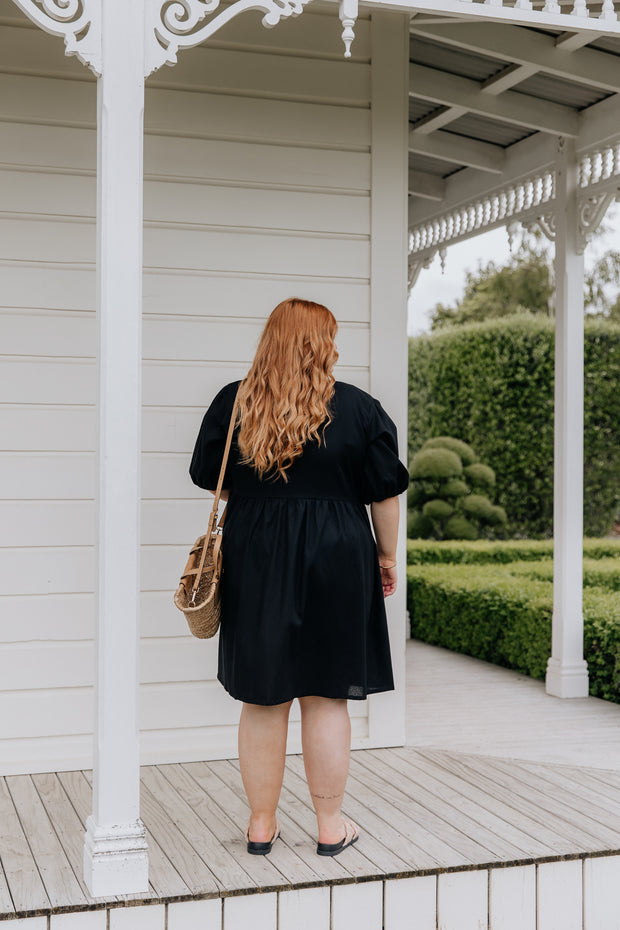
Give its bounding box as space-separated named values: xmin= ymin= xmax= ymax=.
xmin=11 ymin=0 xmax=102 ymax=74
xmin=578 ymin=191 xmax=617 ymax=251
xmin=12 ymin=0 xmax=359 ymax=78
xmin=147 ymin=0 xmax=312 ymax=75
xmin=409 ymin=168 xmax=555 ymax=260
xmin=523 ymin=212 xmax=556 ymax=242
xmin=576 ymin=141 xmax=620 ymax=250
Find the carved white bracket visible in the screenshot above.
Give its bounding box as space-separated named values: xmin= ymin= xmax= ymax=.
xmin=522 ymin=212 xmax=556 ymax=242
xmin=408 ymin=247 xmax=446 ymax=292
xmin=339 ymin=0 xmax=357 ymax=58
xmin=10 ymin=0 xmax=102 ymax=75
xmin=577 ymin=189 xmax=617 ymax=252
xmin=146 ymin=0 xmax=313 ymax=75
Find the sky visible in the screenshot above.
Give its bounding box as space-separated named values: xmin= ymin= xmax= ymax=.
xmin=407 ymin=204 xmax=620 ymax=337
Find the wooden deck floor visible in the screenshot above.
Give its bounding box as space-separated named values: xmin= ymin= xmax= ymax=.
xmin=2 ymin=641 xmax=620 ymax=920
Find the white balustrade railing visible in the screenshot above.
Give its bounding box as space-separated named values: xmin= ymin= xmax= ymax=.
xmin=579 ymin=142 xmax=620 ymax=190
xmin=409 ymin=168 xmax=555 ymax=256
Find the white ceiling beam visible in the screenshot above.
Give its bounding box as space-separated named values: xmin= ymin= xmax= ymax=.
xmin=410 ymin=130 xmax=558 ymax=227
xmin=410 ymin=63 xmax=579 ymax=136
xmin=480 ymin=63 xmax=539 ymax=96
xmin=413 ymin=104 xmax=468 ymax=133
xmin=577 ymin=92 xmax=620 ymax=150
xmin=410 ymin=21 xmax=620 ymax=93
xmin=409 ymin=169 xmax=446 ymax=200
xmin=555 ymin=30 xmax=596 ymax=53
xmin=409 ymin=128 xmax=505 ymax=173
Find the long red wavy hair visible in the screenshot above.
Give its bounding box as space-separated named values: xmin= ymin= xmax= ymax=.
xmin=237 ymin=298 xmax=338 ymax=481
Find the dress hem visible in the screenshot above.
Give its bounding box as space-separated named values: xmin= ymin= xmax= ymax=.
xmin=217 ymin=675 xmax=395 ymax=706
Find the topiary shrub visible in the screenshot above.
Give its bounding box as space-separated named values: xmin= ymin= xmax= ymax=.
xmin=409 ymin=315 xmax=620 ymax=537
xmin=408 ymin=437 xmax=508 ymax=540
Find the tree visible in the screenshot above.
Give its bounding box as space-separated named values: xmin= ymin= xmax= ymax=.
xmin=585 ymin=250 xmax=620 ymax=324
xmin=429 ymin=243 xmax=620 ymax=330
xmin=429 ymin=248 xmax=553 ymax=330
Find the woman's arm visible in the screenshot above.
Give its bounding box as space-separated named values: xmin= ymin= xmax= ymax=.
xmin=209 ymin=490 xmax=229 ymax=501
xmin=370 ymin=496 xmax=399 ymax=597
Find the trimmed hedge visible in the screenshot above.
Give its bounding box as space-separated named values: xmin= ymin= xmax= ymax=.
xmin=408 ymin=315 xmax=620 ymax=537
xmin=507 ymin=558 xmax=620 ymax=592
xmin=407 ymin=556 xmax=620 ymax=701
xmin=406 ymin=537 xmax=620 ymax=564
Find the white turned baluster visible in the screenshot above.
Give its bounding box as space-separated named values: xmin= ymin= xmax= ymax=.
xmin=599 ymin=0 xmax=617 ymax=20
xmin=543 ymin=0 xmax=561 ymax=12
xmin=571 ymin=0 xmax=589 ymax=17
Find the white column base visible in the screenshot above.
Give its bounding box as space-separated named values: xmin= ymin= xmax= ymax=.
xmin=84 ymin=814 xmax=149 ymax=897
xmin=545 ymin=657 xmax=589 ymax=698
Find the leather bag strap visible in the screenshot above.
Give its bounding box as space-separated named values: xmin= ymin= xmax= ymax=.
xmin=191 ymin=385 xmax=241 ymax=600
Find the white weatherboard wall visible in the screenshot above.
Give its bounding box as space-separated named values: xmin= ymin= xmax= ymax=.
xmin=0 ymin=2 xmax=407 ymax=775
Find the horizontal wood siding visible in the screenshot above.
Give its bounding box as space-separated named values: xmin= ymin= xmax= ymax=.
xmin=0 ymin=1 xmax=372 ymax=774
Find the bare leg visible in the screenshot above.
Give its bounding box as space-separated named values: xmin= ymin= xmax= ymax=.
xmin=238 ymin=700 xmax=292 ymax=842
xmin=299 ymin=696 xmax=351 ymax=844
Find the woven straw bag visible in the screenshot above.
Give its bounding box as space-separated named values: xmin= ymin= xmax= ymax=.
xmin=174 ymin=389 xmax=239 ymax=638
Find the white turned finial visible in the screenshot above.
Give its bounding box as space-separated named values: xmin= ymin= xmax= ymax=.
xmin=339 ymin=0 xmax=358 ymax=59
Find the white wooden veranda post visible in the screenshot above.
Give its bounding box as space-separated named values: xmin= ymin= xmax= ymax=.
xmin=83 ymin=0 xmax=149 ymax=895
xmin=546 ymin=137 xmax=589 ymax=699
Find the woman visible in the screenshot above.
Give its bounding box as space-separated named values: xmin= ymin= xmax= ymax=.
xmin=189 ymin=298 xmax=409 ymax=857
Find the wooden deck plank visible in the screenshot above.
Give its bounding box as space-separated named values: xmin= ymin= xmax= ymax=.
xmin=513 ymin=759 xmax=620 ymax=827
xmin=277 ymin=755 xmax=413 ymax=877
xmin=0 ymin=838 xmax=16 ymax=915
xmin=207 ymin=759 xmax=327 ymax=886
xmin=143 ymin=764 xmax=252 ymax=892
xmin=348 ymin=753 xmax=509 ymax=863
xmin=419 ymin=751 xmax=614 ymax=852
xmin=29 ymin=773 xmax=95 ymax=903
xmin=0 ymin=775 xmax=52 ymax=914
xmin=382 ymin=748 xmax=566 ymax=858
xmin=283 ymin=753 xmax=434 ymax=872
xmin=473 ymin=755 xmax=620 ymax=847
xmin=518 ymin=761 xmax=620 ymax=814
xmin=182 ymin=761 xmax=292 ymax=888
xmin=5 ymin=774 xmax=85 ymax=910
xmin=139 ymin=779 xmax=221 ymax=896
xmin=329 ymin=756 xmax=482 ymax=870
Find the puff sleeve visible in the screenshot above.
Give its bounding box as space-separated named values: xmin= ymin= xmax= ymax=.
xmin=361 ymin=398 xmax=410 ymax=504
xmin=189 ymin=382 xmax=238 ymax=491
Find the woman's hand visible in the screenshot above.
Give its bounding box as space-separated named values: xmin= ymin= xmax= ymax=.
xmin=379 ymin=563 xmax=397 ymax=598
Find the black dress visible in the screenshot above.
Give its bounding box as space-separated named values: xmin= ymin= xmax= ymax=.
xmin=189 ymin=380 xmax=409 ymax=706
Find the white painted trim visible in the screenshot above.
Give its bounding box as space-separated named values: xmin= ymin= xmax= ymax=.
xmin=83 ymin=0 xmax=148 ymax=896
xmin=546 ymin=136 xmax=589 ymax=700
xmin=367 ymin=9 xmax=410 ymax=749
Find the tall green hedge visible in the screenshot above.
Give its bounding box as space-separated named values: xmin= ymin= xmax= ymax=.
xmin=408 ymin=315 xmax=620 ymax=537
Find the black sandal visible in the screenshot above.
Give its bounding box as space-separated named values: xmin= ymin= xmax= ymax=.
xmin=317 ymin=819 xmax=359 ymax=857
xmin=245 ymin=820 xmax=280 ymax=855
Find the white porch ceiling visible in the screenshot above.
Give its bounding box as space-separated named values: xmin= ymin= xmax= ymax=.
xmin=408 ymin=16 xmax=620 ymax=252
